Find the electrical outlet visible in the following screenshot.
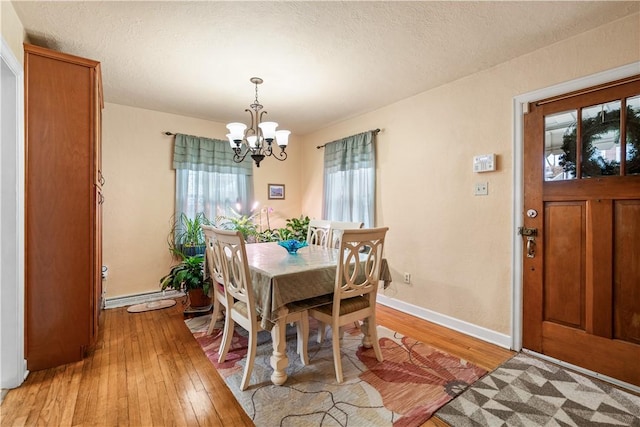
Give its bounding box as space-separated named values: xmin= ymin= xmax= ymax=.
xmin=403 ymin=272 xmax=411 ymax=284
xmin=474 ymin=182 xmax=488 ymax=196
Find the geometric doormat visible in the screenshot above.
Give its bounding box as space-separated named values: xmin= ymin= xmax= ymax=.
xmin=186 ymin=314 xmax=488 ymax=426
xmin=435 ymin=353 xmax=640 ymax=426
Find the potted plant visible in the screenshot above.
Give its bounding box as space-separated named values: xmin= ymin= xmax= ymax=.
xmin=256 ymin=215 xmax=310 ymax=243
xmin=216 ymin=210 xmax=259 ymax=242
xmin=279 ymin=215 xmax=310 ymax=242
xmin=168 ymin=212 xmax=210 ymax=257
xmin=159 ymin=252 xmax=211 ymax=308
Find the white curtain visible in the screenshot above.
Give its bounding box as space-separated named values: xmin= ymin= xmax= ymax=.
xmin=322 ymin=130 xmax=376 ymax=227
xmin=173 ymin=133 xmax=253 ymax=222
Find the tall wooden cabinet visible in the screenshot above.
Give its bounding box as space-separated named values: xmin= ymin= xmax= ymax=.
xmin=24 ymin=44 xmax=104 ymax=370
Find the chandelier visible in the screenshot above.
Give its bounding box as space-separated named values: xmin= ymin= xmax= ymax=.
xmin=226 ymin=77 xmax=290 ymax=167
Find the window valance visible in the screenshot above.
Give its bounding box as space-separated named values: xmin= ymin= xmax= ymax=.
xmin=324 ymin=130 xmax=376 ymax=172
xmin=172 ymin=133 xmax=253 ymax=175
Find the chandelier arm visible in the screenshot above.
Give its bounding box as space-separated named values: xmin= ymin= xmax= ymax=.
xmin=233 ymin=153 xmax=246 ymax=164
xmin=270 ymin=149 xmax=288 ymax=161
xmin=232 ymin=145 xmax=250 ymax=164
xmin=246 ymin=108 xmax=256 ymax=137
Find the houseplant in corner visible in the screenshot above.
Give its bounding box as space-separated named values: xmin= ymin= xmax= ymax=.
xmin=159 ymin=252 xmax=211 ymax=309
xmin=168 ymin=212 xmax=209 ymax=258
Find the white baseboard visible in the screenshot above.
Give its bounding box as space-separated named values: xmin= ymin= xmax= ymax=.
xmin=377 ymin=294 xmax=512 ymax=349
xmin=104 ymin=290 xmax=183 ymax=309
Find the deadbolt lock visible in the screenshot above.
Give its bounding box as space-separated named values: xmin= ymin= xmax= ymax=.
xmin=518 ymin=227 xmax=538 ymax=237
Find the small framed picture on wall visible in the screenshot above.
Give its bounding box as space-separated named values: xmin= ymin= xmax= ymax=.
xmin=268 ymin=184 xmax=285 ymax=200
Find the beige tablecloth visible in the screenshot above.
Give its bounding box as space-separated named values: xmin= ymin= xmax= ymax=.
xmin=244 ymin=242 xmax=391 ymax=329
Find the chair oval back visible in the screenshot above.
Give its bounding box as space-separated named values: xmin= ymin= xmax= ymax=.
xmin=307 ymin=219 xmax=332 ymax=247
xmin=336 ymin=227 xmax=388 ymax=299
xmin=212 ymin=228 xmax=256 ymax=311
xmin=329 ymin=221 xmax=364 ymax=249
xmin=202 ymin=225 xmax=224 ymax=285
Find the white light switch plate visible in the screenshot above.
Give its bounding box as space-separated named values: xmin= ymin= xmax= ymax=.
xmin=474 ymin=182 xmax=488 ymax=196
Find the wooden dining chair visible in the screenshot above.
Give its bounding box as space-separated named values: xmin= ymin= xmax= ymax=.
xmin=306 ymin=219 xmax=332 ymax=247
xmin=202 ymin=225 xmax=228 ymax=336
xmin=328 ymin=220 xmax=364 ymax=249
xmin=326 ymin=221 xmax=366 ymax=331
xmin=308 ymin=227 xmax=389 ymax=383
xmin=214 ymin=229 xmax=309 ymax=390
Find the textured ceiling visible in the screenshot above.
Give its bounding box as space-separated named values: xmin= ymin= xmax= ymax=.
xmin=11 ymin=1 xmax=639 ymax=135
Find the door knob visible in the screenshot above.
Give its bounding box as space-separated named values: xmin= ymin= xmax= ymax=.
xmin=526 ymin=236 xmax=536 ymax=258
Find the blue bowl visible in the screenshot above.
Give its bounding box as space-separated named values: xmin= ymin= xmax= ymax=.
xmin=278 ymin=239 xmax=308 ymax=254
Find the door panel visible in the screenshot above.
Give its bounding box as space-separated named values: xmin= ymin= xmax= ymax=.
xmin=523 ymin=75 xmax=640 ymax=387
xmin=614 ymin=200 xmax=640 ymax=344
xmin=544 ymin=202 xmax=585 ymax=329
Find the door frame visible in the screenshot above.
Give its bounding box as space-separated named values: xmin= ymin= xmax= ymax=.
xmin=1 ymin=36 xmax=27 ymax=395
xmin=511 ymin=61 xmax=640 ymax=391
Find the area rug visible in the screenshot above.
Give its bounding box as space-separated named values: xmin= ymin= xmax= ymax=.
xmin=126 ymin=298 xmax=176 ymax=313
xmin=186 ymin=314 xmax=487 ymax=426
xmin=435 ymin=353 xmax=640 ymax=426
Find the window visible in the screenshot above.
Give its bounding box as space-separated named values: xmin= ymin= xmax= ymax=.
xmin=543 ymin=92 xmax=640 ymax=181
xmin=322 ymin=130 xmax=376 ymax=227
xmin=176 ymin=169 xmax=252 ymax=221
xmin=173 ymin=133 xmax=253 ymax=223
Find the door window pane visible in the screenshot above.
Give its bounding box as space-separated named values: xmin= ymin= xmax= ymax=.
xmin=545 ymin=110 xmax=577 ymax=181
xmin=626 ymin=95 xmax=640 ymax=175
xmin=581 ymin=101 xmax=621 ymax=178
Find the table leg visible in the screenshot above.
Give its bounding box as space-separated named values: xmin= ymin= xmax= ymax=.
xmin=270 ymin=319 xmax=289 ymax=385
xmin=361 ymin=318 xmax=373 ymax=348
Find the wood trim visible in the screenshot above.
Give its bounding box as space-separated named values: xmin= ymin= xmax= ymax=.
xmin=576 ymin=108 xmax=582 ymax=179
xmin=522 ymin=103 xmax=544 ymax=352
xmin=536 ymin=75 xmax=640 ymax=109
xmin=544 ymin=177 xmax=640 ymax=201
xmin=24 ymin=43 xmax=100 ymax=68
xmin=585 ymin=199 xmax=613 ymax=338
xmin=543 ymin=321 xmax=640 ymax=386
xmin=621 ymin=97 xmax=628 ymax=176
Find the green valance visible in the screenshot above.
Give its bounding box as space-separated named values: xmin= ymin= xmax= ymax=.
xmin=323 ymin=130 xmax=375 ymax=172
xmin=172 ymin=133 xmax=253 ymax=175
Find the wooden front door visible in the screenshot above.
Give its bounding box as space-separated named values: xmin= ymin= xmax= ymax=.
xmin=522 ymin=75 xmax=640 ymax=387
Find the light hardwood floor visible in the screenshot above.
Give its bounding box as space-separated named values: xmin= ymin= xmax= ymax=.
xmin=0 ymin=300 xmax=513 ymax=426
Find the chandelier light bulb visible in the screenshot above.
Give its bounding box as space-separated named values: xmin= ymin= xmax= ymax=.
xmin=247 ymin=135 xmax=260 ymax=148
xmin=258 ymin=121 xmax=278 ymax=142
xmin=226 ymin=134 xmax=238 ymax=148
xmin=275 ymin=130 xmax=291 ymax=147
xmin=226 ymin=123 xmax=246 ymax=140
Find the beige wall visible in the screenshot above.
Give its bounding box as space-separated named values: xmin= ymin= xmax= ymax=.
xmin=300 ymin=13 xmax=640 ymax=336
xmin=8 ymin=3 xmax=639 ymax=337
xmin=102 ymin=103 xmax=301 ymax=298
xmin=1 ymin=1 xmax=25 ymax=63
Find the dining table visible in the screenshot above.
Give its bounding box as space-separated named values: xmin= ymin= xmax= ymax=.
xmin=243 ymin=241 xmax=392 ymax=385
